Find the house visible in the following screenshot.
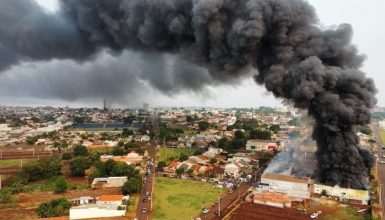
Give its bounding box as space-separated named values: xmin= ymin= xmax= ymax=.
xmin=252 ymin=191 xmax=292 ymax=208
xmin=313 ymin=184 xmax=370 ymax=205
xmin=71 ymin=196 xmax=96 ymax=206
xmin=202 ymin=147 xmax=223 ymax=158
xmin=100 ymin=152 xmax=143 ymax=165
xmin=224 ymin=163 xmax=241 ymax=178
xmin=246 ymin=140 xmax=277 ymax=151
xmin=91 ymin=177 xmax=128 ymax=189
xmin=97 ymin=195 xmax=126 ymax=205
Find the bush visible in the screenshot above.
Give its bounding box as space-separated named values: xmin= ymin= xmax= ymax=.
xmin=54 ymin=176 xmax=68 ymax=194
xmin=62 ymin=152 xmax=72 ymax=160
xmin=157 ymin=161 xmax=166 ymax=170
xmin=69 ymin=157 xmax=91 ymax=177
xmin=73 ymin=145 xmax=89 ymax=157
xmin=111 ymin=146 xmax=126 ymax=156
xmin=37 ymin=198 xmax=71 ymax=218
xmin=0 ymin=188 xmax=13 ymax=204
xmin=179 ymin=153 xmax=188 ymax=161
xmin=22 ymin=157 xmax=62 ymax=181
xmin=122 ymin=176 xmax=142 ymax=195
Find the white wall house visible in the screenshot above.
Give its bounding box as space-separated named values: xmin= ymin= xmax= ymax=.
xmin=313 ymin=184 xmax=370 ymax=205
xmin=91 ymin=177 xmax=128 ymax=189
xmin=246 ymin=140 xmax=277 ymax=151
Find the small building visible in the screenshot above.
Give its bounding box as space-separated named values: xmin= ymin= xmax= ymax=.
xmin=97 ymin=195 xmax=125 ymax=205
xmin=252 ymin=191 xmax=292 ymax=208
xmin=224 ymin=163 xmax=241 ymax=178
xmin=91 ymin=177 xmax=128 ymax=189
xmin=71 ymin=196 xmax=96 ymax=206
xmin=246 ymin=140 xmax=277 ymax=151
xmin=100 ymin=152 xmax=143 ymax=165
xmin=313 ymin=184 xmax=370 ymax=205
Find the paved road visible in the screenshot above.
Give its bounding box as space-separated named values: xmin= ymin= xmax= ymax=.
xmin=136 ymin=116 xmax=159 ymax=220
xmin=198 ymin=170 xmax=262 ymax=220
xmin=136 ymin=143 xmax=156 ymax=220
xmin=372 ymin=123 xmax=385 ymax=213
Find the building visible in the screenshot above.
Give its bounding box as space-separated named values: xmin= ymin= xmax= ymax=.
xmin=69 ymin=204 xmax=126 ymax=219
xmin=97 ymin=195 xmax=127 ymax=205
xmin=100 ymin=152 xmax=143 ymax=165
xmin=246 ymin=140 xmax=277 ymax=151
xmin=91 ymin=177 xmax=128 ymax=189
xmin=252 ymin=191 xmax=292 ymax=208
xmin=143 ymin=103 xmax=149 ymax=111
xmin=313 ymin=184 xmax=370 ymax=205
xmin=260 ymin=173 xmax=311 ymax=200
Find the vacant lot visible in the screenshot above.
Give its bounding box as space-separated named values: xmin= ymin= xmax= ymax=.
xmin=0 ymin=159 xmax=34 ymax=169
xmin=157 ymin=147 xmax=195 ymax=163
xmin=154 ymin=177 xmax=223 ymax=220
xmin=380 ymin=130 xmax=385 ymax=145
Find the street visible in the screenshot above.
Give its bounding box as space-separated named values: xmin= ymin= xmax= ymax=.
xmin=135 ymin=142 xmax=157 ymax=220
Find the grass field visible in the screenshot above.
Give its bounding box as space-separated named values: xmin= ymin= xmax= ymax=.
xmin=380 ymin=130 xmax=385 ymax=145
xmin=23 ymin=176 xmax=88 ymax=192
xmin=0 ymin=159 xmax=35 ymax=169
xmin=157 ymin=147 xmax=195 ymax=163
xmin=153 ymin=177 xmax=223 ymax=220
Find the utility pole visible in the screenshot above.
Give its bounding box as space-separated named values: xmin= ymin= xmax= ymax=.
xmin=218 ymin=196 xmax=221 ymax=217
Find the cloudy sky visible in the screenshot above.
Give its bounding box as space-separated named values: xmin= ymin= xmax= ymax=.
xmin=0 ymin=0 xmax=384 ymax=108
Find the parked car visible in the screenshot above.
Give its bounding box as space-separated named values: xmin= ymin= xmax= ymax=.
xmin=202 ymin=208 xmax=209 ymax=214
xmin=143 ymin=198 xmax=147 ymax=203
xmin=142 ymin=208 xmax=147 ymax=213
xmin=310 ymin=211 xmax=322 ymax=219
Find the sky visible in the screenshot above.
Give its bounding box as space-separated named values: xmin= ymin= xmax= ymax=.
xmin=0 ymin=0 xmax=383 ymax=108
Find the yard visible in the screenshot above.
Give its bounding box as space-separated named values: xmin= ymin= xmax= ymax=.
xmin=153 ymin=177 xmax=223 ymax=220
xmin=380 ymin=129 xmax=385 ymax=145
xmin=0 ymin=159 xmax=35 ymax=169
xmin=157 ymin=147 xmax=196 ymax=163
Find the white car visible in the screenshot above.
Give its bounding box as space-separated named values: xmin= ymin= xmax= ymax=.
xmin=202 ymin=208 xmax=209 ymax=214
xmin=310 ymin=211 xmax=322 ymax=219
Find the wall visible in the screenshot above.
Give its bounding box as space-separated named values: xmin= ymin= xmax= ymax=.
xmin=70 ymin=206 xmax=125 ymax=220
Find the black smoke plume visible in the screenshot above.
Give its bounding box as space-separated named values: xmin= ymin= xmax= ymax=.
xmin=0 ymin=0 xmax=377 ymax=188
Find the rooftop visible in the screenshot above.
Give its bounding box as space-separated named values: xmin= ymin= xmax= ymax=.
xmin=261 ymin=172 xmax=312 ymax=184
xmin=98 ymin=195 xmax=123 ymax=202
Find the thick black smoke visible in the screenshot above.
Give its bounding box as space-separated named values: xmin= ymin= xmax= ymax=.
xmin=0 ymin=0 xmax=377 ymax=188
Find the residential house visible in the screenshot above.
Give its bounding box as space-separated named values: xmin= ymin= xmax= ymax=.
xmin=246 ymin=139 xmax=277 ymax=151
xmin=91 ymin=177 xmax=128 ymax=189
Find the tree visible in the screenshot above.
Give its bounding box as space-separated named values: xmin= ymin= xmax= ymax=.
xmin=122 ymin=176 xmax=142 ymax=195
xmin=175 ymin=167 xmax=185 ymax=176
xmin=26 ymin=136 xmax=38 ymax=145
xmin=157 ymin=161 xmax=167 ymax=170
xmin=198 ymin=121 xmax=210 ymax=131
xmin=112 ymin=146 xmax=126 ymax=156
xmin=69 ymin=157 xmax=91 ymax=177
xmin=249 ymin=129 xmax=271 ymax=140
xmin=288 ymin=118 xmax=301 ymax=126
xmin=179 ymin=153 xmax=188 ymax=161
xmin=62 ymin=152 xmax=72 ymax=160
xmin=358 ymin=126 xmax=372 ymax=135
xmin=0 ymin=117 xmax=6 ymax=123
xmin=37 ymin=198 xmax=71 ymax=218
xmin=122 ymin=128 xmax=134 ymax=137
xmin=54 ymin=176 xmax=68 ymax=194
xmin=0 ymin=188 xmax=12 ymax=204
xmin=186 ymin=115 xmax=193 ymax=123
xmin=209 ymin=158 xmax=217 ymax=164
xmin=22 ymin=157 xmax=62 ymax=181
xmin=218 ymin=137 xmax=229 ymax=150
xmin=243 ymin=119 xmax=259 ymax=130
xmin=111 ymin=162 xmax=136 ymax=176
xmin=73 ymin=145 xmax=89 ymax=157
xmin=269 ymin=124 xmax=280 ymax=133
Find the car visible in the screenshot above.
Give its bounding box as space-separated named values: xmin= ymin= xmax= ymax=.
xmin=379 ymin=160 xmax=385 ymax=164
xmin=201 ymin=179 xmax=207 ymax=182
xmin=310 ymin=211 xmax=322 ymax=219
xmin=148 ymin=196 xmax=152 ymax=200
xmin=202 ymin=208 xmax=209 ymax=214
xmin=143 ymin=198 xmax=147 ymax=203
xmin=142 ymin=208 xmax=147 ymax=213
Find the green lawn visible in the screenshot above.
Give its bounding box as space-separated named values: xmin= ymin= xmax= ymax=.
xmin=154 ymin=177 xmax=223 ymax=220
xmin=380 ymin=130 xmax=385 ymax=145
xmin=23 ymin=176 xmax=88 ymax=192
xmin=0 ymin=159 xmax=35 ymax=169
xmin=157 ymin=147 xmax=195 ymax=163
